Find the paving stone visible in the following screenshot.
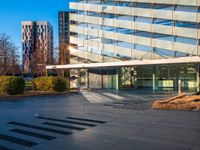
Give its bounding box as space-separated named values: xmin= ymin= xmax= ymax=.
xmin=0 ymin=90 xmax=199 ymax=150
xmin=111 ymin=138 xmax=189 ymax=150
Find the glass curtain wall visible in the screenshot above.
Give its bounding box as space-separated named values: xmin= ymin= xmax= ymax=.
xmin=120 ymin=64 xmax=198 ymax=91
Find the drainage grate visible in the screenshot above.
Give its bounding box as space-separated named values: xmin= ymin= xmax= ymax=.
xmin=0 ymin=145 xmax=12 ymax=150
xmin=0 ymin=133 xmax=37 ymax=147
xmin=10 ymin=129 xmax=56 ymax=141
xmin=37 ymin=116 xmax=96 ymax=127
xmin=43 ymin=122 xmax=86 ymax=131
xmin=67 ymin=117 xmax=106 ymax=124
xmin=8 ymin=122 xmax=72 ymax=136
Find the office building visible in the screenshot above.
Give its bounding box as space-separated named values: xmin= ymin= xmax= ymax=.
xmin=48 ymin=0 xmax=200 ymax=91
xmin=58 ymin=11 xmax=71 ymax=65
xmin=22 ymin=21 xmax=53 ymax=74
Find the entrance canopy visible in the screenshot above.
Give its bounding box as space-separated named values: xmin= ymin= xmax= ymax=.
xmin=46 ymin=56 xmax=200 ymax=70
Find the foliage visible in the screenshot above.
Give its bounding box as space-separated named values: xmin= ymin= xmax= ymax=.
xmin=33 ymin=77 xmax=54 ymax=91
xmin=33 ymin=77 xmax=66 ymax=92
xmin=52 ymin=77 xmax=67 ymax=92
xmin=0 ymin=76 xmax=8 ymax=94
xmin=0 ymin=76 xmax=25 ymax=95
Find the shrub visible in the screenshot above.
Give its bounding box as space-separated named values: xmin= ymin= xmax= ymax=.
xmin=33 ymin=77 xmax=66 ymax=92
xmin=33 ymin=77 xmax=53 ymax=91
xmin=0 ymin=76 xmax=25 ymax=95
xmin=52 ymin=78 xmax=67 ymax=92
xmin=0 ymin=76 xmax=8 ymax=94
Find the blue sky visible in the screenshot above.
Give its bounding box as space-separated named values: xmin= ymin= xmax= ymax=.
xmin=0 ymin=0 xmax=74 ymax=55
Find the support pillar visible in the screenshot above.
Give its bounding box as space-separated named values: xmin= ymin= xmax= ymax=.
xmin=101 ymin=69 xmax=103 ymax=89
xmin=153 ymin=67 xmax=156 ymax=91
xmin=87 ymin=69 xmax=89 ymax=89
xmin=197 ymin=64 xmax=200 ymax=92
xmin=178 ymin=80 xmax=182 ymax=94
xmin=116 ymin=68 xmax=121 ymax=90
xmin=78 ymin=69 xmax=81 ymax=93
xmin=153 ymin=73 xmax=156 ymax=91
xmin=174 ymin=71 xmax=179 ymax=91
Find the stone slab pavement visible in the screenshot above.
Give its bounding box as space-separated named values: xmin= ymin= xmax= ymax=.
xmin=0 ymin=90 xmax=199 ymax=150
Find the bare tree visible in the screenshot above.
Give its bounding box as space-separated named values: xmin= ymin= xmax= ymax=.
xmin=54 ymin=45 xmax=59 ymax=65
xmin=30 ymin=41 xmax=46 ymax=77
xmin=0 ymin=33 xmax=20 ymax=76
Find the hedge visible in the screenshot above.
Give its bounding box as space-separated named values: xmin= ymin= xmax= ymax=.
xmin=0 ymin=76 xmax=25 ymax=95
xmin=52 ymin=78 xmax=67 ymax=92
xmin=33 ymin=77 xmax=67 ymax=92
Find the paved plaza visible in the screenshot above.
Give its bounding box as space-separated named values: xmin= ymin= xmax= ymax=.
xmin=0 ymin=90 xmax=199 ymax=150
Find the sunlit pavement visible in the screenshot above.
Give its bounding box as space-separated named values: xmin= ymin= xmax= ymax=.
xmin=0 ymin=90 xmax=199 ymax=150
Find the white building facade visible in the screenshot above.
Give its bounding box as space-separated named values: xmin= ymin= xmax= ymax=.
xmin=68 ymin=0 xmax=200 ymax=91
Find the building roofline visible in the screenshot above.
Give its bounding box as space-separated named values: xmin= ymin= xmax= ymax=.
xmin=58 ymin=10 xmax=76 ymax=13
xmin=46 ymin=56 xmax=200 ymax=70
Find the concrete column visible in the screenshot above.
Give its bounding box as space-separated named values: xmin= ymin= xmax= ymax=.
xmin=178 ymin=80 xmax=182 ymax=94
xmin=101 ymin=69 xmax=103 ymax=89
xmin=116 ymin=68 xmax=121 ymax=90
xmin=197 ymin=73 xmax=200 ymax=92
xmin=111 ymin=74 xmax=114 ymax=89
xmin=153 ymin=73 xmax=156 ymax=91
xmin=174 ymin=71 xmax=178 ymax=91
xmin=197 ymin=64 xmax=200 ymax=92
xmin=87 ymin=69 xmax=89 ymax=89
xmin=78 ymin=69 xmax=81 ymax=93
xmin=153 ymin=67 xmax=156 ymax=91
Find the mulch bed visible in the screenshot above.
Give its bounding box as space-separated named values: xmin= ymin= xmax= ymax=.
xmin=152 ymin=93 xmax=200 ymax=111
xmin=0 ymin=91 xmax=72 ymax=99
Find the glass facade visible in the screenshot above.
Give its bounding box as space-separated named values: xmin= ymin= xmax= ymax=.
xmin=69 ymin=0 xmax=200 ymax=91
xmin=120 ymin=64 xmax=198 ymax=91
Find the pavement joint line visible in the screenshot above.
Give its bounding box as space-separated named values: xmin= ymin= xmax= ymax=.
xmin=36 ymin=116 xmax=97 ymax=127
xmin=66 ymin=116 xmax=107 ymax=124
xmin=10 ymin=128 xmax=56 ymax=141
xmin=7 ymin=122 xmax=72 ymax=136
xmin=42 ymin=122 xmax=86 ymax=131
xmin=0 ymin=133 xmax=38 ymax=147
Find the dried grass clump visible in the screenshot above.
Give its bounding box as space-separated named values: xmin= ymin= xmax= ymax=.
xmin=152 ymin=93 xmax=200 ymax=111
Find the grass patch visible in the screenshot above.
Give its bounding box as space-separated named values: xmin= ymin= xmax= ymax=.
xmin=25 ymin=81 xmax=34 ymax=91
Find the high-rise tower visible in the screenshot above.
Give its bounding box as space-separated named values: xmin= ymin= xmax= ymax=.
xmin=58 ymin=11 xmax=71 ymax=65
xmin=22 ymin=21 xmax=53 ymax=74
